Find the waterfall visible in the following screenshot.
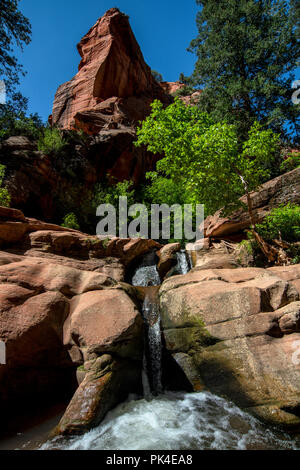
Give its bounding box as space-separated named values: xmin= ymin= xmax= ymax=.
xmin=131 ymin=252 xmax=161 ymax=287
xmin=142 ymin=292 xmax=163 ymax=397
xmin=130 ymin=252 xmax=163 ymax=397
xmin=175 ymin=249 xmax=191 ymax=275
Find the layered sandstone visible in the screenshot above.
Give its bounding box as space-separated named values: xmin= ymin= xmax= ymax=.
xmin=52 ymin=8 xmax=170 ymax=132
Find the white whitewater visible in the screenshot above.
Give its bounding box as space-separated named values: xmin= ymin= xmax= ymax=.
xmin=176 ymin=250 xmax=191 ymax=275
xmin=142 ymin=293 xmax=162 ymax=396
xmin=41 ymin=392 xmax=300 ymax=450
xmin=131 ymin=252 xmax=161 ymax=287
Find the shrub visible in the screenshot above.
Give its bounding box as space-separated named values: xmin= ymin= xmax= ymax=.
xmin=256 ymin=204 xmax=300 ymax=243
xmin=61 ymin=213 xmax=80 ymax=230
xmin=0 ymin=164 xmax=10 ymax=207
xmin=151 ymin=70 xmax=163 ymax=82
xmin=0 ymin=108 xmax=44 ymax=142
xmin=171 ymin=85 xmax=195 ymax=97
xmin=280 ymin=151 xmax=300 ymax=173
xmin=38 ymin=128 xmax=66 ymax=154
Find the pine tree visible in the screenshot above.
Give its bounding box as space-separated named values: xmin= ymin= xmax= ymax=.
xmin=0 ymin=0 xmax=31 ymax=113
xmin=189 ymin=0 xmax=299 ymax=141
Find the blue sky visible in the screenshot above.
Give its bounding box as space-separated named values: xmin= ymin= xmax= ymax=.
xmin=16 ymin=0 xmax=199 ymax=121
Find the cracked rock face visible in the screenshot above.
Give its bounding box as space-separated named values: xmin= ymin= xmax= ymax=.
xmin=160 ymin=266 xmax=300 ymax=431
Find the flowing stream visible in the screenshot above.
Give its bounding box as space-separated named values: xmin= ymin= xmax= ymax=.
xmin=176 ymin=249 xmax=191 ymax=275
xmin=10 ymin=250 xmax=300 ymax=450
xmin=40 ymin=250 xmax=300 ymax=450
xmin=41 ymin=392 xmax=300 ymax=450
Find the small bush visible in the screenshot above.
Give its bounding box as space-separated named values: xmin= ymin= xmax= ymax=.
xmin=38 ymin=128 xmax=66 ymax=154
xmin=280 ymin=151 xmax=300 ymax=173
xmin=171 ymin=85 xmax=195 ymax=97
xmin=0 ymin=164 xmax=10 ymax=207
xmin=256 ymin=204 xmax=300 ymax=243
xmin=61 ymin=213 xmax=80 ymax=230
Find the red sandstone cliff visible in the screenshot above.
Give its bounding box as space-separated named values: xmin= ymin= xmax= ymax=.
xmin=52 ymin=8 xmax=170 ymax=134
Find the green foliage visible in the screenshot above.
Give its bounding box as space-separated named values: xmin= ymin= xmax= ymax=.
xmin=0 ymin=164 xmax=10 ymax=207
xmin=188 ymin=0 xmax=299 ymax=140
xmin=287 ymin=244 xmax=300 ymax=265
xmin=171 ymin=85 xmax=195 ymax=97
xmin=256 ymin=204 xmax=300 ymax=243
xmin=0 ymin=106 xmax=44 ymax=142
xmin=0 ymin=0 xmax=31 ymax=113
xmin=178 ymin=73 xmax=190 ymax=85
xmin=61 ymin=213 xmax=80 ymax=230
xmin=92 ymin=179 xmax=136 ymax=208
xmin=135 ymin=98 xmax=280 ymax=216
xmin=151 ymin=70 xmax=163 ymax=82
xmin=280 ymin=151 xmax=300 ymax=173
xmin=38 ymin=128 xmax=66 ymax=154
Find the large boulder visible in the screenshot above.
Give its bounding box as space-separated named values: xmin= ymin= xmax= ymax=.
xmin=0 ymin=253 xmax=143 ymax=430
xmin=0 ymin=207 xmax=162 ymax=280
xmin=204 ymin=167 xmax=300 ymax=240
xmin=157 ymin=242 xmax=181 ymax=279
xmin=54 ymin=355 xmax=141 ymax=436
xmin=160 ymin=265 xmax=300 ymax=431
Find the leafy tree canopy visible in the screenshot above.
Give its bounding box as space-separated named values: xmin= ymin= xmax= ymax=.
xmin=0 ymin=0 xmax=31 ymax=94
xmin=0 ymin=0 xmax=31 ymax=119
xmin=135 ymin=98 xmax=280 ymax=216
xmin=188 ymin=0 xmax=299 ymax=141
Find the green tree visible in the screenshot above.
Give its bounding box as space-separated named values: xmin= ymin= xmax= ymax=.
xmin=188 ymin=0 xmax=299 ymax=140
xmin=135 ymin=98 xmax=280 ymax=259
xmin=0 ymin=164 xmax=11 ymax=207
xmin=256 ymin=203 xmax=300 ymax=243
xmin=0 ymin=0 xmax=31 ymax=112
xmin=151 ymin=70 xmax=163 ymax=82
xmin=38 ymin=128 xmax=66 ymax=154
xmin=62 ymin=213 xmax=80 ymax=230
xmin=0 ymin=108 xmax=44 ymax=142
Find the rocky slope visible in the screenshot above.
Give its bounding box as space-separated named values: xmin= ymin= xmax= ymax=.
xmin=0 ymin=203 xmax=300 ymax=435
xmin=0 ymin=206 xmax=160 ymax=432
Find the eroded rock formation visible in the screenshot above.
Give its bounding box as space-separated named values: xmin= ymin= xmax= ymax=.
xmin=52 ymin=8 xmax=170 ymax=133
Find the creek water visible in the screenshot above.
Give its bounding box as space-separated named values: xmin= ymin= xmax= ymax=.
xmin=41 ymin=392 xmax=300 ymax=450
xmin=131 ymin=251 xmax=161 ymax=287
xmin=175 ymin=250 xmax=191 ymax=275
xmin=5 ymin=250 xmax=300 ymax=450
xmin=40 ymin=250 xmax=300 ymax=450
